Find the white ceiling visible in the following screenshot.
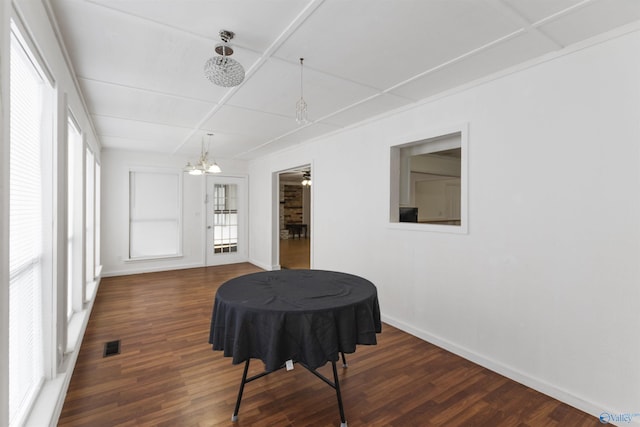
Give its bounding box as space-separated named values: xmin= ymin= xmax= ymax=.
xmin=48 ymin=0 xmax=640 ymax=160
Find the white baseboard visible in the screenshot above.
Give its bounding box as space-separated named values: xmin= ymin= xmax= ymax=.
xmin=248 ymin=258 xmax=278 ymax=271
xmin=380 ymin=314 xmax=635 ymax=426
xmin=101 ymin=262 xmax=205 ymax=277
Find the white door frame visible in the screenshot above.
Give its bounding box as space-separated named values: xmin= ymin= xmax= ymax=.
xmin=272 ymin=164 xmax=313 ymax=269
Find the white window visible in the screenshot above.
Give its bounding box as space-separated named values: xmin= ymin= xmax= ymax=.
xmin=84 ymin=148 xmax=101 ymax=301
xmin=95 ymin=161 xmax=101 ymax=277
xmin=67 ymin=114 xmax=82 ymax=319
xmin=129 ymin=169 xmax=182 ymax=259
xmin=9 ymin=22 xmax=54 ymax=426
xmin=85 ymin=148 xmax=95 ymax=288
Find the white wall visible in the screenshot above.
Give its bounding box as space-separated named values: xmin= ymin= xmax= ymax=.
xmin=100 ymin=149 xmax=249 ymax=276
xmin=248 ymin=28 xmax=640 ymax=420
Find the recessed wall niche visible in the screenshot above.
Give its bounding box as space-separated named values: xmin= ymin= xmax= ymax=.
xmin=389 ymin=125 xmax=468 ymax=234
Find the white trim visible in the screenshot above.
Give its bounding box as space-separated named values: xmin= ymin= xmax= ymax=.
xmin=40 ymin=0 xmax=102 ymax=149
xmin=127 ymin=167 xmax=183 ymax=260
xmin=205 ymin=176 xmax=249 ymax=267
xmin=123 ymin=254 xmax=184 ymax=262
xmin=248 ymin=258 xmax=277 ymax=271
xmin=0 ymin=1 xmax=10 ymax=425
xmin=84 ymin=280 xmax=98 ymax=303
xmin=387 ymin=221 xmax=468 ymax=235
xmin=101 ymin=262 xmax=205 ymax=278
xmin=9 ymin=9 xmax=54 ymax=87
xmin=273 ymin=163 xmax=314 ymax=269
xmin=24 ymin=278 xmax=100 ymax=427
xmin=8 ymin=15 xmax=57 ymax=425
xmin=389 ymin=123 xmax=469 ymax=234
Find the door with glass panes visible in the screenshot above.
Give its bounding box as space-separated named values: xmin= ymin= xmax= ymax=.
xmin=206 ymin=176 xmax=247 ymax=266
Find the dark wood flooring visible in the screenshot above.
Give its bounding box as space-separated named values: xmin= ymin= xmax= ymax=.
xmin=59 ymin=263 xmax=600 ymax=426
xmin=280 ymin=238 xmax=310 ymax=269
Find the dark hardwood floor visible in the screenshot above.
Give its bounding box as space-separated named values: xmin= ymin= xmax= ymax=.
xmin=59 ymin=263 xmax=600 ymax=426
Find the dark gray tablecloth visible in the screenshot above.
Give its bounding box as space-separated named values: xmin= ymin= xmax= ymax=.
xmin=209 ymin=269 xmax=381 ymax=371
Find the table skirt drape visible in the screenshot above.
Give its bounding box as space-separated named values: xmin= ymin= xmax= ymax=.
xmin=209 ymin=270 xmax=381 ymax=371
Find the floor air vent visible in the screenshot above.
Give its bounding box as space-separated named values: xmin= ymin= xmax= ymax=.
xmin=103 ymin=340 xmax=121 ymax=357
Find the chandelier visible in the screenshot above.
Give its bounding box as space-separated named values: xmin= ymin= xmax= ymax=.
xmin=296 ymin=58 xmax=309 ymax=124
xmin=204 ymin=30 xmax=245 ymax=87
xmin=184 ymin=133 xmax=221 ymax=175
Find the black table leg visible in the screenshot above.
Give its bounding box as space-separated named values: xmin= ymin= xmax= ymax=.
xmin=231 ymin=359 xmax=250 ymax=422
xmin=341 ymin=352 xmax=348 ymax=368
xmin=232 ymin=359 xmax=348 ymax=426
xmin=332 ymin=361 xmax=347 ymax=427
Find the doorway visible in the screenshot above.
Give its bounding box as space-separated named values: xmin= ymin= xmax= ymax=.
xmin=278 ymin=166 xmax=311 ymax=269
xmin=205 ymin=175 xmax=248 ymax=266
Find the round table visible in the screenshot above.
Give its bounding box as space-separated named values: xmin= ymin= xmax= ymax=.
xmin=209 ymin=269 xmax=381 ymax=426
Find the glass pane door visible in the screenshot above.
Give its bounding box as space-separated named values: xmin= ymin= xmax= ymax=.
xmin=213 ymin=183 xmax=238 ymax=254
xmin=206 ymin=176 xmax=247 ymax=266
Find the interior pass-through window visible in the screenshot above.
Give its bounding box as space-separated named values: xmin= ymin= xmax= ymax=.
xmin=390 ymin=127 xmax=467 ymax=233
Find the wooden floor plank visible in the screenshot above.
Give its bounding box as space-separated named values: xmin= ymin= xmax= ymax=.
xmin=59 ymin=263 xmax=600 ymax=426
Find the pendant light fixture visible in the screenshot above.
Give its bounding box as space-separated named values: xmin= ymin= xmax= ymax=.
xmin=296 ymin=58 xmax=309 ymax=124
xmin=204 ymin=30 xmax=245 ymax=87
xmin=184 ymin=133 xmax=221 ymax=175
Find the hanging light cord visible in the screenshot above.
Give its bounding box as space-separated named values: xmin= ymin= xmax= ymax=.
xmin=296 ymin=57 xmax=309 ymax=124
xmin=299 ymin=58 xmax=304 ymax=99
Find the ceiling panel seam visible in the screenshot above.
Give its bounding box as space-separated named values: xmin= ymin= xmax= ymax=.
xmin=84 ymin=0 xmax=259 ymax=54
xmin=383 ymin=28 xmax=526 ymax=94
xmin=530 ymin=0 xmax=596 ymax=28
xmin=232 ymin=123 xmax=315 ymax=159
xmin=485 ymin=0 xmax=563 ymax=49
xmin=526 ymin=0 xmax=597 ymax=49
xmin=91 ymin=113 xmax=198 ymax=130
xmin=78 ymin=76 xmax=218 ymax=105
xmin=223 ymin=104 xmax=302 ymax=121
xmin=292 ymin=93 xmax=384 ymax=129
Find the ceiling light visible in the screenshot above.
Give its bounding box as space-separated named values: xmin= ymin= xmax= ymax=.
xmin=296 ymin=58 xmax=309 ymax=125
xmin=301 ymin=171 xmax=311 ymax=186
xmin=204 ymin=30 xmax=245 ymax=87
xmin=184 ymin=133 xmax=221 ymax=175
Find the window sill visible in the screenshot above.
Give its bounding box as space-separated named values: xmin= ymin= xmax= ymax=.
xmin=85 ymin=280 xmax=98 ymax=303
xmin=23 ymin=374 xmax=66 ymax=427
xmin=388 ymin=221 xmax=468 ymax=234
xmin=25 ymin=281 xmax=99 ymax=427
xmin=65 ymin=311 xmax=86 ymax=354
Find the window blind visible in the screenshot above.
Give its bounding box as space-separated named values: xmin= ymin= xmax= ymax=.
xmin=9 ymin=30 xmax=45 ymax=426
xmin=129 ymin=170 xmax=181 ymax=259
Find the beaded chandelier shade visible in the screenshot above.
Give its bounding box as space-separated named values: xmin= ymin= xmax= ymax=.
xmin=204 ymin=30 xmax=245 ymax=87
